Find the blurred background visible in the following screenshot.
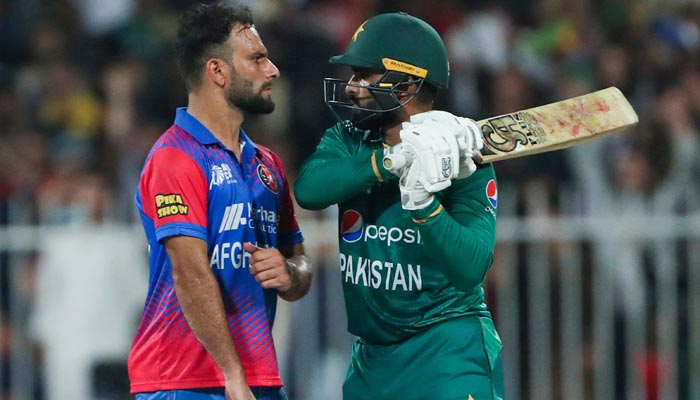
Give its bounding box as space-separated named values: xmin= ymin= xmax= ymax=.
xmin=1 ymin=0 xmax=699 ymax=399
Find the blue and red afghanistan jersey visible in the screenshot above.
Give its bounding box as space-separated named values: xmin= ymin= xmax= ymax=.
xmin=128 ymin=108 xmax=304 ymax=393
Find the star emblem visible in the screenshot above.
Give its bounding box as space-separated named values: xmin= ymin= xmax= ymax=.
xmin=352 ymin=21 xmax=366 ymax=42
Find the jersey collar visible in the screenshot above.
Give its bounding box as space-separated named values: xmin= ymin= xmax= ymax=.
xmin=174 ymin=107 xmax=259 ymax=152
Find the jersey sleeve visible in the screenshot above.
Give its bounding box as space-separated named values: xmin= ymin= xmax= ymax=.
xmin=267 ymin=151 xmax=304 ymax=247
xmin=294 ymin=124 xmax=393 ymax=210
xmin=139 ymin=147 xmax=208 ymax=242
xmin=410 ymin=164 xmax=498 ymax=293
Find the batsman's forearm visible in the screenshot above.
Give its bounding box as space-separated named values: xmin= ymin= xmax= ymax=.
xmin=295 ymin=149 xmax=388 ymax=210
xmin=412 ymin=203 xmax=495 ymax=292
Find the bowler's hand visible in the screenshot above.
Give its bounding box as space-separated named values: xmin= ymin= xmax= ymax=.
xmin=244 ymin=242 xmax=292 ymax=292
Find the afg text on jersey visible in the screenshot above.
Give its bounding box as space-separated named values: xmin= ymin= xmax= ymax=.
xmin=210 ymin=241 xmax=252 ymax=270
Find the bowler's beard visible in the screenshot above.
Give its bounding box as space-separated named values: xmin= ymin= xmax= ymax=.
xmin=226 ymin=69 xmax=275 ymax=114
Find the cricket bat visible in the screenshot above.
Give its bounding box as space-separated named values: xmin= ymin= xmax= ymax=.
xmin=383 ymin=86 xmax=638 ymax=170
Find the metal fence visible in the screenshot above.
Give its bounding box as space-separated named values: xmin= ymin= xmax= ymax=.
xmin=1 ymin=212 xmax=699 ymax=400
xmin=286 ymin=212 xmax=700 ymax=400
xmin=492 ymin=214 xmax=700 ymax=400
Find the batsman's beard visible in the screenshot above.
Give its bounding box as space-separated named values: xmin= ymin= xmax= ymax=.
xmin=349 ymin=97 xmax=400 ymax=131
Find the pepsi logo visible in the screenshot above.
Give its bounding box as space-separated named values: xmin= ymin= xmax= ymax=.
xmin=341 ymin=210 xmax=363 ymax=243
xmin=486 ymin=179 xmax=498 ymax=208
xmin=257 ymin=164 xmax=278 ymax=193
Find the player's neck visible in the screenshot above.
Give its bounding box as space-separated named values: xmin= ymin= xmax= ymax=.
xmin=384 ymin=102 xmax=432 ymax=145
xmin=187 ymin=92 xmax=244 ymax=158
xmin=383 ymin=123 xmax=402 ymax=145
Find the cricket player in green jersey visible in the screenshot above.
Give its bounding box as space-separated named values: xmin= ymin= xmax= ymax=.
xmin=293 ymin=12 xmax=505 ymax=400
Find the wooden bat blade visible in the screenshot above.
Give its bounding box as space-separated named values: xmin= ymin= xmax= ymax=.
xmin=478 ymin=86 xmax=638 ymax=163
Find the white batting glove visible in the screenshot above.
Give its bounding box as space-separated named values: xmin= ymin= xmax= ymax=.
xmin=399 ymin=119 xmax=460 ymax=192
xmin=410 ymin=110 xmax=484 ymax=179
xmin=398 ymin=159 xmax=432 ymax=210
xmin=383 ymin=144 xmax=410 ymax=176
xmin=397 ymin=120 xmax=464 ymax=210
xmin=382 ymin=143 xmax=404 ymax=166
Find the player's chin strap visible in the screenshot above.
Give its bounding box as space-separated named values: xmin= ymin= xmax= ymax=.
xmin=323 ymin=71 xmax=424 ymax=131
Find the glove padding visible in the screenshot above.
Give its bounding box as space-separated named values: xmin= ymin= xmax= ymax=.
xmin=382 ymin=142 xmax=404 ymax=163
xmin=399 ymin=158 xmax=433 ymax=210
xmin=410 ymin=110 xmax=484 ymax=179
xmin=399 ymin=119 xmax=460 ymax=192
xmin=397 ymin=120 xmax=461 ymax=210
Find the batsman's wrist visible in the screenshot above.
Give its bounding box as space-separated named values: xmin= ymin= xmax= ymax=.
xmin=371 ymin=149 xmax=395 ymax=182
xmin=410 ymin=198 xmax=442 ymax=223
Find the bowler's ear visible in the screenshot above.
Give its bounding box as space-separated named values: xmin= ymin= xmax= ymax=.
xmin=205 ymin=58 xmax=228 ymax=88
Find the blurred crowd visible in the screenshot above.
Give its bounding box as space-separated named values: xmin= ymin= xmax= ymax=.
xmin=1 ymin=0 xmax=700 ymax=399
xmin=0 ymin=0 xmax=698 ymax=224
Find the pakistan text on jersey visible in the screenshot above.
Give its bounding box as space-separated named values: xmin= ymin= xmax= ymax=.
xmin=339 ymin=253 xmax=422 ymax=291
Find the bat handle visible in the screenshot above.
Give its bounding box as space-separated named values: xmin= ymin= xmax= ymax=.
xmin=383 ymin=152 xmax=413 ymax=174
xmin=384 ymin=150 xmax=484 ymax=177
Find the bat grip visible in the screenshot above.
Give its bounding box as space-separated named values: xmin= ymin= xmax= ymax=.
xmin=383 ymin=152 xmax=413 ymax=173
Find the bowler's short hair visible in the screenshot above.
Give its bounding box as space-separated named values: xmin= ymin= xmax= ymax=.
xmin=174 ymin=2 xmax=253 ymax=90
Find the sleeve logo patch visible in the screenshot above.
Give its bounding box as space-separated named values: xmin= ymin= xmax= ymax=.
xmin=155 ymin=193 xmax=189 ymax=218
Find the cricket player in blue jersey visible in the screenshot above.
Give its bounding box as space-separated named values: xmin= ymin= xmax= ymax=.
xmin=127 ymin=3 xmax=312 ymax=400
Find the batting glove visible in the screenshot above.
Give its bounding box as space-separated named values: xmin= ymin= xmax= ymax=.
xmin=399 ymin=158 xmax=433 ymax=210
xmin=410 ymin=110 xmax=484 ymax=179
xmin=399 ymin=119 xmax=460 ymax=192
xmin=382 ymin=142 xmax=404 ymax=166
xmin=397 ymin=120 xmax=460 ymax=210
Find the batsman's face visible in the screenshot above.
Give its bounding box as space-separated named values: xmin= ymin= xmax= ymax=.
xmin=225 ymin=24 xmax=280 ymax=114
xmin=345 ymin=68 xmax=384 ymax=110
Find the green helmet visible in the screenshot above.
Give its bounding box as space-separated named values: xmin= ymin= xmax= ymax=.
xmin=330 ymin=12 xmax=449 ymax=89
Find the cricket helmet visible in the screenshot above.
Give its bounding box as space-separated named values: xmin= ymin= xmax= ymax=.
xmin=330 ymin=12 xmax=449 ymax=88
xmin=324 ymin=12 xmax=450 ymax=131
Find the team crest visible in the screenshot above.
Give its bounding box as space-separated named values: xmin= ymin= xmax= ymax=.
xmin=257 ymin=164 xmax=278 ymax=193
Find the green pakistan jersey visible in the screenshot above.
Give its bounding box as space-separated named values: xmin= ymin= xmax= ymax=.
xmin=295 ymin=122 xmax=498 ymax=345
